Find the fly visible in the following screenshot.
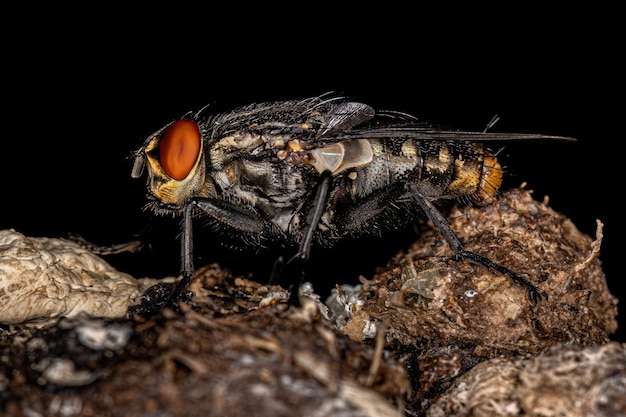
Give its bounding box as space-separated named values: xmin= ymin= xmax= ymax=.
xmin=130 ymin=94 xmax=575 ymax=309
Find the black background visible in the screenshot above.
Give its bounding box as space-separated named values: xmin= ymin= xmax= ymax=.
xmin=2 ymin=10 xmax=622 ymax=341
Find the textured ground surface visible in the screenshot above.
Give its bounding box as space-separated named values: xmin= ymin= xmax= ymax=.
xmin=0 ymin=188 xmax=622 ymax=416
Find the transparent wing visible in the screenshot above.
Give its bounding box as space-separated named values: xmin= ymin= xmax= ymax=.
xmin=328 ymin=124 xmax=576 ymax=142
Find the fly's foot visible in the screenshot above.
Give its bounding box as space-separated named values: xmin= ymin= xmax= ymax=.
xmin=496 ymin=269 xmax=547 ymax=306
xmin=518 ymin=277 xmax=548 ymax=306
xmin=285 ymin=254 xmax=309 ymax=308
xmin=127 ymin=275 xmax=194 ymax=319
xmin=267 ymin=253 xmax=307 ymax=308
xmin=169 ymin=274 xmax=194 ymax=307
xmin=455 ymin=248 xmax=546 ymax=305
xmin=501 ymin=267 xmax=548 ymax=305
xmin=287 ymin=280 xmax=303 ymax=307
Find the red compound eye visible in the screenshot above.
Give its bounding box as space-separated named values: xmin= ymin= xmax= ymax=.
xmin=159 ymin=119 xmax=201 ymax=180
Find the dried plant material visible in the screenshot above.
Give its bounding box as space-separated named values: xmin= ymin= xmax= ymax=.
xmin=0 ymin=229 xmax=160 ymax=327
xmin=428 ymin=342 xmax=626 ymax=417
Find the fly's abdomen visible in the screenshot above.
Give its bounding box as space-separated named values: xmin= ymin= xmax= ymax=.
xmin=418 ymin=140 xmax=502 ymax=201
xmin=349 ymin=139 xmax=502 ymax=203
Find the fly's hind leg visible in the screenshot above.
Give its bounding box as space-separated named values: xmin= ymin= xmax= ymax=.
xmin=336 ymin=180 xmax=546 ymax=305
xmin=406 ymin=183 xmax=547 ymax=304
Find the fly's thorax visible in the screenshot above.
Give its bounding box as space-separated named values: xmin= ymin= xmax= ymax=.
xmin=208 ymin=130 xmax=271 ymax=169
xmin=212 ymin=158 xmax=307 ymax=210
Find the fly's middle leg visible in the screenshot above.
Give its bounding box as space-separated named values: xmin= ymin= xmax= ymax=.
xmin=285 ymin=170 xmax=333 ymax=305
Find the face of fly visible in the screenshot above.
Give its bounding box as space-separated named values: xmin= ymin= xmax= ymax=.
xmin=132 ymin=118 xmax=210 ymax=214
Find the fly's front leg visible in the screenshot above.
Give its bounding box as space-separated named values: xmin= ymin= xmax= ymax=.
xmin=129 ymin=198 xmax=270 ymax=318
xmin=406 ymin=183 xmax=547 ymax=304
xmin=167 ymin=203 xmax=196 ymax=306
xmin=169 ymin=197 xmax=269 ymax=307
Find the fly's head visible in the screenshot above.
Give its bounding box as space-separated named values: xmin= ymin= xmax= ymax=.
xmin=132 ymin=118 xmax=209 ymax=216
